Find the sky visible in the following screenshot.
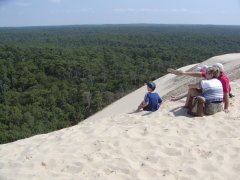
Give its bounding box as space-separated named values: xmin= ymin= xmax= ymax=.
xmin=0 ymin=0 xmax=240 ymax=27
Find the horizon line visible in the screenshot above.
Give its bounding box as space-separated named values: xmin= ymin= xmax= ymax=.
xmin=1 ymin=23 xmax=240 ymax=29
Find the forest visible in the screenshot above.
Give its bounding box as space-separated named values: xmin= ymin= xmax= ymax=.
xmin=1 ymin=24 xmax=240 ymax=144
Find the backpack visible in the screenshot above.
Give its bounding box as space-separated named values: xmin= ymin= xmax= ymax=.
xmin=188 ymin=96 xmax=205 ymax=117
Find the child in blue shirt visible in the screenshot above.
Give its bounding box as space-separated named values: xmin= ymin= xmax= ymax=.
xmin=137 ymin=81 xmax=162 ymax=111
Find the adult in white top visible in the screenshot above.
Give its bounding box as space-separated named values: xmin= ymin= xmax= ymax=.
xmin=184 ymin=67 xmax=223 ymax=108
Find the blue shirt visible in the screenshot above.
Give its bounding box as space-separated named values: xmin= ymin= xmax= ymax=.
xmin=144 ymin=92 xmax=162 ymax=111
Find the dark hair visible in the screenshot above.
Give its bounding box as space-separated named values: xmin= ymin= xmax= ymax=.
xmin=147 ymin=81 xmax=156 ymax=91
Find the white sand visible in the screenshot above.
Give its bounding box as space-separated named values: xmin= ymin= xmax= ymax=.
xmin=0 ymin=53 xmax=240 ymax=180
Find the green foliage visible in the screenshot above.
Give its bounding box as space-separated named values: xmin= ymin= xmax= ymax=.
xmin=1 ymin=24 xmax=240 ymax=144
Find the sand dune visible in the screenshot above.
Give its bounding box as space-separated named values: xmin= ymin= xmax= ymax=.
xmin=0 ymin=53 xmax=240 ymax=180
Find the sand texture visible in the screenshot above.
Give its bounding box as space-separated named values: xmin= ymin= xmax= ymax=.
xmin=0 ymin=53 xmax=240 ymax=180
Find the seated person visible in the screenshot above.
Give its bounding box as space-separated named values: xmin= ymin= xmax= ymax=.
xmin=170 ymin=65 xmax=208 ymax=101
xmin=212 ymin=63 xmax=231 ymax=111
xmin=168 ymin=63 xmax=230 ymax=112
xmin=137 ymin=81 xmax=162 ymax=111
xmin=184 ymin=67 xmax=223 ymax=115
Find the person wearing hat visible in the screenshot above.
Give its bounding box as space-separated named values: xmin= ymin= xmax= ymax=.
xmin=184 ymin=67 xmax=223 ymax=115
xmin=212 ymin=63 xmax=232 ymax=112
xmin=169 ymin=64 xmax=208 ymax=102
xmin=137 ymin=81 xmax=162 ymax=111
xmin=168 ymin=63 xmax=230 ymax=112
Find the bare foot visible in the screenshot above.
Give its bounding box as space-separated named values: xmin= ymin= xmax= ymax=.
xmin=224 ymin=109 xmax=230 ymax=113
xmin=128 ymin=109 xmax=142 ymax=114
xmin=182 ymin=105 xmax=189 ymax=108
xmin=170 ymin=93 xmax=187 ymax=101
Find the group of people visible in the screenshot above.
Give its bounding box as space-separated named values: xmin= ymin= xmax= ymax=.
xmin=137 ymin=63 xmax=231 ymax=116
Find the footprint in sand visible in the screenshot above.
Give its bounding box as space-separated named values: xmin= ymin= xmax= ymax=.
xmin=144 ymin=156 xmax=159 ymax=164
xmin=163 ymin=147 xmax=182 ymax=156
xmin=233 ymin=163 xmax=240 ymax=171
xmin=184 ymin=167 xmax=198 ymax=175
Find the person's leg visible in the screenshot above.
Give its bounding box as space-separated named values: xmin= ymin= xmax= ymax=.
xmin=170 ymin=92 xmax=188 ymax=101
xmin=143 ymin=106 xmax=149 ymax=111
xmin=184 ymin=88 xmax=201 ymax=107
xmin=205 ymin=103 xmax=223 ymax=115
xmin=137 ymin=101 xmax=145 ymax=111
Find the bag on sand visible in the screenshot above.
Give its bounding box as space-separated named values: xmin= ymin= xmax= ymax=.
xmin=188 ymin=96 xmax=205 ymax=117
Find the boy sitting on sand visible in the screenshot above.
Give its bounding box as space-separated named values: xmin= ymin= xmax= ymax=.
xmin=137 ymin=81 xmax=162 ymax=111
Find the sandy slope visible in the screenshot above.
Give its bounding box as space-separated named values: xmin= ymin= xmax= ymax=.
xmin=88 ymin=53 xmax=240 ymax=121
xmin=0 ymin=53 xmax=240 ymax=180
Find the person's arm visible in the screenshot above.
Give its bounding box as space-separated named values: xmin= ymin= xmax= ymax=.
xmin=182 ymin=72 xmax=202 ymax=77
xmin=158 ymin=95 xmax=163 ymax=104
xmin=138 ymin=93 xmax=149 ymax=110
xmin=223 ymin=92 xmax=229 ymax=112
xmin=188 ymin=83 xmax=200 ymax=89
xmin=138 ymin=100 xmax=148 ymax=110
xmin=167 ymin=68 xmax=203 ymax=77
xmin=220 ymin=76 xmax=230 ymax=112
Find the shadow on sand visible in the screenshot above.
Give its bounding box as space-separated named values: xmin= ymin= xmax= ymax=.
xmin=170 ymin=106 xmax=192 ymax=117
xmin=128 ymin=110 xmax=153 ymax=116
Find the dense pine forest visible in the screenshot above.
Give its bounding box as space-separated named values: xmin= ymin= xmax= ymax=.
xmin=1 ymin=24 xmax=240 ymax=144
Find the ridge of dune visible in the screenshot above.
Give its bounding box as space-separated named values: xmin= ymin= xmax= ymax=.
xmin=0 ymin=53 xmax=240 ymax=180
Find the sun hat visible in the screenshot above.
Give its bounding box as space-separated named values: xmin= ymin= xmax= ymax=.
xmin=197 ymin=65 xmax=209 ymax=73
xmin=212 ymin=63 xmax=224 ymax=72
xmin=147 ymin=81 xmax=156 ymax=90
